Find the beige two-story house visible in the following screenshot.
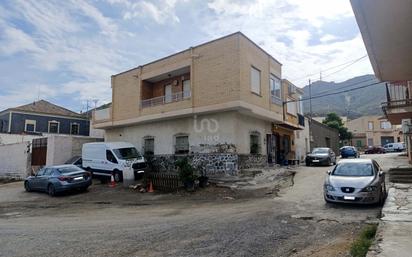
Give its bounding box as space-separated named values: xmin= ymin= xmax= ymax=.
xmin=94 ymin=32 xmax=303 ymax=166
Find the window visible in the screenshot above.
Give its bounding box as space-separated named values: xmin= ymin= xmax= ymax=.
xmin=24 ymin=120 xmax=36 ymax=132
xmin=356 ymin=140 xmax=362 ymax=147
xmin=250 ymin=132 xmax=261 ymax=154
xmin=48 ymin=121 xmax=59 ymax=133
xmin=183 ymin=80 xmax=191 ymax=98
xmin=286 ymin=98 xmax=297 ymax=115
xmin=106 ymin=150 xmax=118 ymax=163
xmin=368 ymin=121 xmax=374 ymax=130
xmin=250 ymin=66 xmax=261 ymax=95
xmin=270 ymin=74 xmax=281 ymax=103
xmin=70 ymin=123 xmax=79 ymax=135
xmin=175 ymin=135 xmax=189 ymax=154
xmin=165 ymin=84 xmax=172 ymax=103
xmin=380 ymin=121 xmax=391 ymax=129
xmin=144 ymin=138 xmax=155 ymax=155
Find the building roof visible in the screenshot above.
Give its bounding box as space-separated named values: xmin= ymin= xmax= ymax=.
xmin=0 ymin=100 xmax=86 ymax=119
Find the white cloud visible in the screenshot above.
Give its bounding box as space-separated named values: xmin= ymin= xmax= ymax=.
xmin=0 ymin=26 xmax=43 ymax=55
xmin=204 ymin=0 xmax=372 ymax=86
xmin=118 ymin=0 xmax=183 ymax=24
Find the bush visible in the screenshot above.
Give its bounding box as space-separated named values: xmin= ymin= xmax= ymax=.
xmin=350 ymin=224 xmax=378 ymax=257
xmin=175 ymin=158 xmax=197 ymax=183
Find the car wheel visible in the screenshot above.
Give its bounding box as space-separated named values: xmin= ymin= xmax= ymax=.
xmin=327 ymin=158 xmax=331 ymax=166
xmin=24 ymin=181 xmax=31 ymax=192
xmin=306 ymin=162 xmax=310 ymax=166
xmin=113 ymin=171 xmax=121 ymax=183
xmin=48 ymin=184 xmax=56 ymax=197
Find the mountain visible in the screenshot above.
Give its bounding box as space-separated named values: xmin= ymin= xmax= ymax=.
xmin=301 ymin=74 xmax=386 ymax=119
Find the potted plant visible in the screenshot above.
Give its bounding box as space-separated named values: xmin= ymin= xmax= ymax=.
xmin=175 ymin=158 xmax=197 ymax=191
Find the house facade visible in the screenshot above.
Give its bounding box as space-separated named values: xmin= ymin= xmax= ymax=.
xmin=94 ymin=32 xmax=304 ymax=170
xmin=0 ymin=100 xmax=90 ymax=137
xmin=351 ymin=0 xmax=412 ymax=160
xmin=347 ymin=116 xmax=402 ymax=148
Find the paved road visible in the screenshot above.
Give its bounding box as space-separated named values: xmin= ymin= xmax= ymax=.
xmin=0 ymin=153 xmax=400 ymax=257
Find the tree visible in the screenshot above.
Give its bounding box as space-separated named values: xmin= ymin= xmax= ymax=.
xmin=322 ymin=113 xmax=353 ymax=141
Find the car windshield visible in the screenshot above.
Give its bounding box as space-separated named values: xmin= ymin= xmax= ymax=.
xmin=312 ymin=148 xmax=328 ymax=154
xmin=57 ymin=166 xmax=83 ymax=174
xmin=332 ymin=163 xmax=374 ymax=176
xmin=113 ymin=147 xmax=141 ymax=160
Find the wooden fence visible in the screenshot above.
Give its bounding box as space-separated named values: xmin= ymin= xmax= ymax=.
xmin=147 ymin=173 xmax=181 ymax=192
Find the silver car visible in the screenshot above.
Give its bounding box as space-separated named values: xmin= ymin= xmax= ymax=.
xmin=324 ymin=159 xmax=386 ymax=205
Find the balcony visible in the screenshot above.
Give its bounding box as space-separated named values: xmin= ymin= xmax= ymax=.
xmin=141 ymin=91 xmax=191 ymax=108
xmin=93 ymin=107 xmax=111 ymax=123
xmin=382 ymin=81 xmax=412 ymax=124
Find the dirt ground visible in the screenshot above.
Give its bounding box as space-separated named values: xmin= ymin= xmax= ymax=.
xmin=0 ymin=153 xmax=403 ymax=257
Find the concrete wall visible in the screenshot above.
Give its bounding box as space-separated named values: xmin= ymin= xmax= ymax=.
xmin=294 ymin=117 xmax=310 ymax=161
xmin=310 ymin=119 xmax=340 ymax=154
xmin=0 ymin=133 xmax=44 ymax=145
xmin=105 ymin=111 xmax=272 ymax=155
xmin=46 ymin=135 xmax=103 ymax=165
xmin=0 ymin=142 xmax=31 ymax=178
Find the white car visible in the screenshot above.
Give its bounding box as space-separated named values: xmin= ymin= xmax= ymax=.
xmin=383 ymin=142 xmax=405 ymax=152
xmin=82 ymin=142 xmax=147 ymax=182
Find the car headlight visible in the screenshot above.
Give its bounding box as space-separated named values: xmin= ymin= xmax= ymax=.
xmin=361 ymin=186 xmax=377 ymax=192
xmin=325 ymin=184 xmax=335 ymax=191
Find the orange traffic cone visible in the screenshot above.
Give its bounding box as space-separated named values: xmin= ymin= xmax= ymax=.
xmin=147 ymin=181 xmax=154 ymax=193
xmin=109 ymin=174 xmax=116 ymax=188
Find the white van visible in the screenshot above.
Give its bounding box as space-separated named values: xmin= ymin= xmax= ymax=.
xmin=383 ymin=142 xmax=405 ymax=152
xmin=82 ymin=142 xmax=147 ymax=182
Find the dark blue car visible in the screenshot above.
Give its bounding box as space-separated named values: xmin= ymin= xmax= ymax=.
xmin=340 ymin=146 xmax=360 ymax=158
xmin=24 ymin=165 xmax=92 ymax=196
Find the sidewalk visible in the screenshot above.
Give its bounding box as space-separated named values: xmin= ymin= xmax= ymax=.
xmin=368 ymin=182 xmax=412 ymax=257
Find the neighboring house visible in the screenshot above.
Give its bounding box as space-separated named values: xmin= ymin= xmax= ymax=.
xmin=347 ymin=116 xmax=402 ymax=148
xmin=294 ymin=116 xmax=310 ymax=162
xmin=309 ymin=119 xmax=340 ymax=154
xmin=0 ymin=100 xmax=90 ymax=136
xmin=94 ymin=32 xmax=305 ymax=169
xmin=351 ymin=0 xmax=412 ymax=162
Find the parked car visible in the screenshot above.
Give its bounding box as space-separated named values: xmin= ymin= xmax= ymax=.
xmin=324 ymin=159 xmax=386 ymax=205
xmin=305 ymin=147 xmax=336 ymax=166
xmin=24 ymin=165 xmax=92 ymax=196
xmin=82 ymin=142 xmax=147 ymax=182
xmin=64 ymin=156 xmax=82 ymax=168
xmin=340 ymin=146 xmax=360 ymax=158
xmin=364 ymin=146 xmax=386 ymax=154
xmin=383 ymin=142 xmax=405 ymax=152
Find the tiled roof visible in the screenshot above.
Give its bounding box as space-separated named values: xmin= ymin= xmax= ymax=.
xmin=5 ymin=100 xmax=85 ymax=119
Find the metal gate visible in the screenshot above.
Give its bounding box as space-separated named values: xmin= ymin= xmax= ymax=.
xmin=31 ymin=138 xmax=47 ymax=166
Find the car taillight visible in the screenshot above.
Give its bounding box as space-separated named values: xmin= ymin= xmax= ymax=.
xmin=58 ymin=176 xmax=70 ymax=181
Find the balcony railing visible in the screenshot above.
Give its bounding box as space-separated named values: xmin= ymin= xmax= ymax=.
xmin=141 ymin=91 xmax=191 ymax=108
xmin=94 ymin=107 xmax=111 ymax=121
xmin=382 ymin=98 xmax=412 ymax=115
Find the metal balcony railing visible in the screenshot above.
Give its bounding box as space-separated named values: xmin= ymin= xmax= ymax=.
xmin=141 ymin=91 xmax=191 ymax=108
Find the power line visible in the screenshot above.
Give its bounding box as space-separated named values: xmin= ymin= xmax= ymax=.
xmin=284 ymin=80 xmax=385 ymax=104
xmin=321 ymin=56 xmax=368 ymax=80
xmin=290 ymin=55 xmax=368 ymax=82
xmin=309 ymin=77 xmax=375 ymax=97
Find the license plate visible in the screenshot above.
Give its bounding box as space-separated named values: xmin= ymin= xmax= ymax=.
xmin=344 ymin=196 xmax=355 ymax=200
xmin=74 ymin=177 xmax=83 ymax=181
xmin=312 ymin=160 xmax=319 ymax=162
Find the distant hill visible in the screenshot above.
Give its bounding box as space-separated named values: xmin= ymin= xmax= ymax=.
xmin=302 ymin=74 xmax=386 ymax=119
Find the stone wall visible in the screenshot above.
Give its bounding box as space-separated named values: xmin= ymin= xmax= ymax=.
xmin=238 ymin=154 xmax=267 ymax=170
xmin=149 ymin=153 xmax=266 ymax=176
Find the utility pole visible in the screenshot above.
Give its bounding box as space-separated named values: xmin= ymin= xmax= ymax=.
xmin=320 ymin=71 xmax=322 ymax=81
xmin=309 ymin=79 xmax=312 ymax=124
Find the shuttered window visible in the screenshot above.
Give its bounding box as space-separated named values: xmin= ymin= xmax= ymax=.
xmin=250 ymin=66 xmax=261 ymax=95
xmin=175 ymin=135 xmax=189 ymax=154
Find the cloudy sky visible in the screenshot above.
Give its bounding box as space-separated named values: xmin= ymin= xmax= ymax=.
xmin=0 ymin=0 xmax=372 ymax=112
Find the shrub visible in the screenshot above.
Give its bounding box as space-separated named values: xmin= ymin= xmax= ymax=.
xmin=350 ymin=224 xmax=378 ymax=257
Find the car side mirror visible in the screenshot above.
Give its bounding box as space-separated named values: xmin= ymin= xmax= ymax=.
xmin=379 ymin=171 xmax=384 ymax=176
xmin=326 ymin=170 xmax=331 ymax=175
